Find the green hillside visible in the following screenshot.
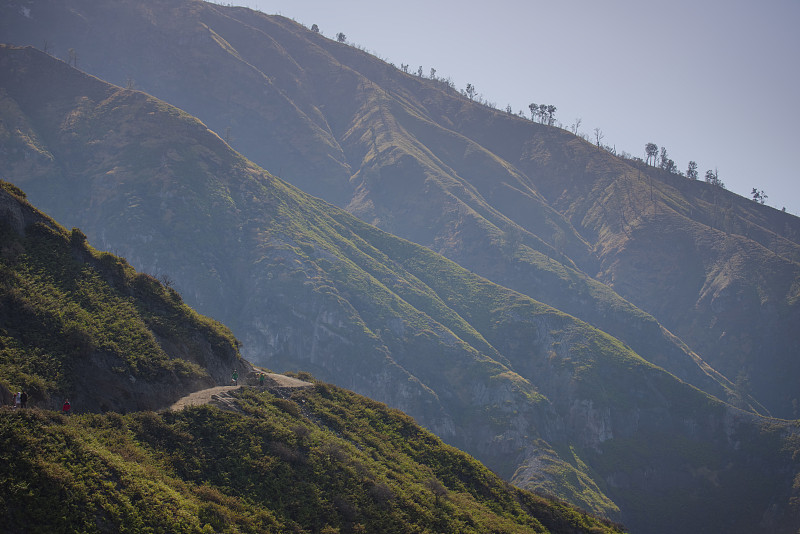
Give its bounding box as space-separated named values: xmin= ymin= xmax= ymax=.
xmin=0 ymin=180 xmax=246 ymax=412
xmin=0 ymin=384 xmax=625 ymax=534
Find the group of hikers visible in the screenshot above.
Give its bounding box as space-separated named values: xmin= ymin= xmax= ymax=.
xmin=11 ymin=391 xmax=28 ymax=409
xmin=231 ymin=369 xmax=267 ymax=387
xmin=8 ymin=390 xmax=71 ymax=414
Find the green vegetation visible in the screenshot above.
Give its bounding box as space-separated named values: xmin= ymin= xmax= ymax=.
xmin=0 ymin=385 xmax=624 ymax=534
xmin=0 ymin=182 xmax=241 ymax=410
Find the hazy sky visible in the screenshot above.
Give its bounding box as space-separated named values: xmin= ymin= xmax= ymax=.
xmin=231 ymin=0 xmax=799 ymax=215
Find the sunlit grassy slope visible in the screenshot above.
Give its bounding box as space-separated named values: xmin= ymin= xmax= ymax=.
xmin=0 ymin=384 xmax=625 ymax=534
xmin=0 ymin=180 xmax=244 ymax=412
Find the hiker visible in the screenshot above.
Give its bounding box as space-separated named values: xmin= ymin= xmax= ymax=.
xmin=20 ymin=391 xmax=27 ymax=408
xmin=62 ymin=399 xmax=71 ymax=415
xmin=259 ymin=373 xmax=265 ymax=387
xmin=231 ymin=369 xmax=238 ymax=385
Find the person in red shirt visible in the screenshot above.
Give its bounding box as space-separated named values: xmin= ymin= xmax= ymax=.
xmin=62 ymin=399 xmax=71 ymax=415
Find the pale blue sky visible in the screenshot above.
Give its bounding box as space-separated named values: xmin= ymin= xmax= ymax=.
xmin=228 ymin=0 xmax=800 ymax=216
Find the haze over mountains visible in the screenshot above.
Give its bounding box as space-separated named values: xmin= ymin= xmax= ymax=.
xmin=4 ymin=0 xmax=799 ymax=420
xmin=1 ymin=0 xmax=800 ymax=532
xmin=0 ymin=182 xmax=624 ymax=533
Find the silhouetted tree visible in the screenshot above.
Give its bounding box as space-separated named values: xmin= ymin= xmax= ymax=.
xmin=528 ymin=103 xmax=538 ymax=121
xmin=705 ymin=168 xmax=724 ymax=188
xmin=311 ymin=23 xmax=319 ymax=33
xmin=687 ymin=161 xmax=698 ymax=180
xmin=645 ymin=143 xmax=658 ymax=165
xmin=416 ymin=65 xmax=423 ymax=77
xmin=545 ymin=105 xmax=557 ymax=125
xmin=751 ymin=188 xmax=768 ymax=204
xmin=159 ymin=273 xmax=174 ymax=289
xmin=70 ymin=227 xmax=87 ymax=247
xmin=659 ymin=147 xmax=676 ymax=173
xmin=336 ymin=32 xmax=346 ymax=43
xmin=594 ymin=128 xmax=604 ymax=147
xmin=429 ymin=67 xmax=436 ymax=79
xmin=465 ymin=83 xmax=476 ymax=100
xmin=400 ymin=63 xmax=409 ymax=73
xmin=570 ymin=117 xmax=582 ymax=135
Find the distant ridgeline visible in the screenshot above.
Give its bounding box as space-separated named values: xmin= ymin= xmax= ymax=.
xmin=1 ymin=5 xmax=800 ymax=530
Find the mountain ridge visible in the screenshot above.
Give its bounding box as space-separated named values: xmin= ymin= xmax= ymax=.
xmin=3 ymin=0 xmax=797 ymax=420
xmin=2 ymin=42 xmax=800 ymax=531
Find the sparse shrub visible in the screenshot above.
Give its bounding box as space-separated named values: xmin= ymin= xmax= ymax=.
xmin=291 ymin=424 xmax=311 ymax=442
xmin=321 ymin=441 xmax=349 ymax=463
xmin=315 ymin=383 xmax=332 ymax=398
xmin=270 ymin=441 xmax=303 ymax=464
xmin=69 ymin=227 xmax=87 ymax=247
xmin=425 ymin=476 xmax=448 ymax=504
xmin=271 ymin=397 xmax=300 ymax=417
xmin=295 ymin=371 xmax=314 ymax=382
xmin=369 ymin=481 xmax=394 ymax=506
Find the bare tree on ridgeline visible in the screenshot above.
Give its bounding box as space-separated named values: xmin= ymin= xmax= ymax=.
xmin=687 ymin=161 xmax=698 ymax=180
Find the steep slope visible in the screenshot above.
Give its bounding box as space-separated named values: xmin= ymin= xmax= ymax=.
xmin=0 ymin=385 xmax=625 ymax=534
xmin=0 ymin=180 xmax=248 ymax=413
xmin=2 ymin=0 xmax=798 ymax=419
xmin=1 ymin=45 xmax=800 ymax=532
xmin=457 ymin=117 xmax=800 ymax=419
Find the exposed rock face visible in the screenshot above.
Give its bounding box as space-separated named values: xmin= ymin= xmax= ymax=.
xmin=0 ymin=183 xmax=53 ymax=238
xmin=569 ymin=399 xmax=613 ymax=449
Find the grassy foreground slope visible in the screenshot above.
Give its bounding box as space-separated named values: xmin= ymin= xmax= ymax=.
xmin=0 ymin=385 xmax=624 ymax=534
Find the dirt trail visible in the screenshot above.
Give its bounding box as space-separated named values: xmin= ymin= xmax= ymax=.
xmin=168 ymin=373 xmax=312 ymax=411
